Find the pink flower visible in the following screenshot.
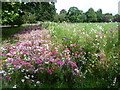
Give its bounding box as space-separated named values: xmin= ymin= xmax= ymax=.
xmin=53 ymin=67 xmax=59 ymax=70
xmin=51 ymin=52 xmax=58 ymax=54
xmin=47 ymin=70 xmax=52 ymax=75
xmin=70 ymin=44 xmax=76 ymax=47
xmin=80 ymin=52 xmax=83 ymax=54
xmin=78 ymin=48 xmax=82 ymax=50
xmin=71 ymin=62 xmax=77 ymax=69
xmin=21 ymin=79 xmax=25 ymax=82
xmin=50 ymin=59 xmax=54 ymax=62
xmin=77 ymin=55 xmax=81 ymax=57
xmin=116 ymin=26 xmax=118 ymax=30
xmin=0 ymin=77 xmax=2 ymax=79
xmin=56 ymin=61 xmax=63 ymax=66
xmin=0 ymin=53 xmax=6 ymax=56
xmin=5 ymin=76 xmax=11 ymax=80
xmin=39 ymin=67 xmax=44 ymax=70
xmin=23 ymin=52 xmax=29 ymax=55
xmin=6 ymin=53 xmax=13 ymax=57
xmin=36 ymin=81 xmax=40 ymax=84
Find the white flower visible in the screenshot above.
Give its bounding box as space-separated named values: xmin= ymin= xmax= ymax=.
xmin=13 ymin=85 xmax=17 ymax=88
xmin=24 ymin=76 xmax=29 ymax=79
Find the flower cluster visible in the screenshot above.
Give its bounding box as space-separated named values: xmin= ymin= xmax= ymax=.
xmin=1 ymin=25 xmax=84 ymax=88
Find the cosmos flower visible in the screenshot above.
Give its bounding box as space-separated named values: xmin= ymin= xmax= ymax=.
xmin=70 ymin=44 xmax=76 ymax=47
xmin=116 ymin=26 xmax=118 ymax=30
xmin=109 ymin=30 xmax=114 ymax=33
xmin=36 ymin=81 xmax=40 ymax=84
xmin=13 ymin=85 xmax=17 ymax=88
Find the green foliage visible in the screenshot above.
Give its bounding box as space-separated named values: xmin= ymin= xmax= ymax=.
xmin=54 ymin=13 xmax=66 ymax=22
xmin=86 ymin=8 xmax=97 ymax=22
xmin=22 ymin=12 xmax=36 ymax=24
xmin=113 ymin=14 xmax=120 ymax=22
xmin=1 ymin=2 xmax=56 ymax=26
xmin=103 ymin=13 xmax=113 ymax=22
xmin=67 ymin=7 xmax=84 ymax=22
xmin=96 ymin=9 xmax=103 ymax=22
xmin=1 ymin=2 xmax=24 ymax=26
xmin=60 ymin=9 xmax=67 ymax=14
xmin=24 ymin=2 xmax=56 ymax=21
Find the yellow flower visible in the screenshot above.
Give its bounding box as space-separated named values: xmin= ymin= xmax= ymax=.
xmin=0 ymin=67 xmax=2 ymax=70
xmin=2 ymin=60 xmax=5 ymax=63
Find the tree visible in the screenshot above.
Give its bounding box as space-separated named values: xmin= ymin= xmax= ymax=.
xmin=1 ymin=2 xmax=57 ymax=26
xmin=24 ymin=2 xmax=56 ymax=21
xmin=96 ymin=9 xmax=103 ymax=22
xmin=79 ymin=14 xmax=87 ymax=22
xmin=103 ymin=13 xmax=113 ymax=22
xmin=113 ymin=14 xmax=120 ymax=22
xmin=60 ymin=9 xmax=67 ymax=14
xmin=86 ymin=8 xmax=97 ymax=22
xmin=1 ymin=2 xmax=24 ymax=26
xmin=67 ymin=7 xmax=83 ymax=22
xmin=54 ymin=13 xmax=66 ymax=23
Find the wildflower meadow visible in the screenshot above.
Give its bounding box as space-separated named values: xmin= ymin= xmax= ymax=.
xmin=0 ymin=22 xmax=119 ymax=88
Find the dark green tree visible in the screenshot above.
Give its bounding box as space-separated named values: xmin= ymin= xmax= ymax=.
xmin=79 ymin=13 xmax=87 ymax=22
xmin=67 ymin=7 xmax=83 ymax=22
xmin=103 ymin=13 xmax=113 ymax=22
xmin=60 ymin=9 xmax=67 ymax=14
xmin=86 ymin=8 xmax=97 ymax=22
xmin=1 ymin=2 xmax=24 ymax=26
xmin=23 ymin=2 xmax=56 ymax=21
xmin=96 ymin=9 xmax=103 ymax=22
xmin=113 ymin=14 xmax=120 ymax=22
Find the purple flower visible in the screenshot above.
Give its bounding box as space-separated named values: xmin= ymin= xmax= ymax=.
xmin=97 ymin=54 xmax=102 ymax=58
xmin=109 ymin=30 xmax=114 ymax=33
xmin=97 ymin=32 xmax=101 ymax=34
xmin=56 ymin=61 xmax=63 ymax=66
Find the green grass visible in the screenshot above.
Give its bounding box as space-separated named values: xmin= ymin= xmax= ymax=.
xmin=2 ymin=25 xmax=25 ymax=41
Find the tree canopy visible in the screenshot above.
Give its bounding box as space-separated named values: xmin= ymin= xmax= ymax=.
xmin=1 ymin=2 xmax=120 ymax=26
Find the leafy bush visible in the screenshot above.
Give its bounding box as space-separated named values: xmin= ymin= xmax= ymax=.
xmin=22 ymin=12 xmax=36 ymax=24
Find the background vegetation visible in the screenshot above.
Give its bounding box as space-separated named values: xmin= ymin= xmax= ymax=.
xmin=1 ymin=2 xmax=120 ymax=26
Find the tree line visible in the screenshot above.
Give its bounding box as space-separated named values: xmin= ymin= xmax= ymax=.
xmin=55 ymin=7 xmax=120 ymax=23
xmin=1 ymin=2 xmax=120 ymax=26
